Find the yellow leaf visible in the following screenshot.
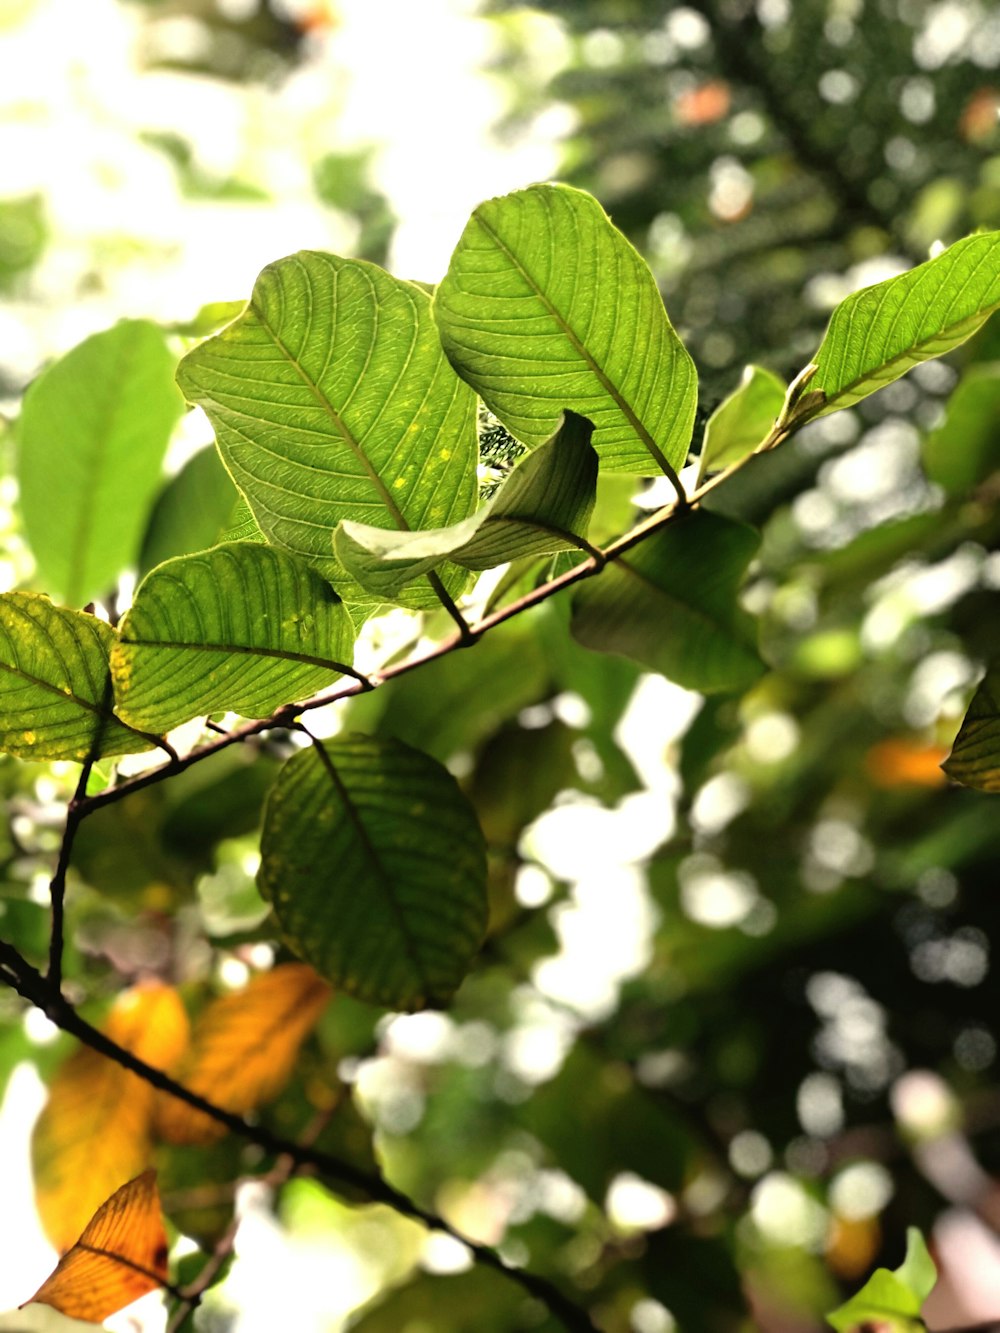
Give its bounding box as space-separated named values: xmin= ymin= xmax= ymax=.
xmin=33 ymin=983 xmax=190 ymax=1252
xmin=155 ymin=963 xmax=332 ymax=1145
xmin=24 ymin=1170 xmax=169 ymax=1323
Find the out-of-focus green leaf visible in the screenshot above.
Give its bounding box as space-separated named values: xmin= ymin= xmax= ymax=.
xmin=0 ymin=595 xmax=152 ymax=761
xmin=139 ymin=446 xmax=239 ymax=575
xmin=827 ymin=1228 xmax=936 ymax=1332
xmin=942 ymin=663 xmax=1000 ymax=792
xmin=922 ymin=362 xmax=1000 ymax=495
xmin=258 ymin=737 xmax=488 ymax=1010
xmin=335 ymin=410 xmax=599 ymax=600
xmin=570 ymin=511 xmax=764 ymax=692
xmin=349 ymin=1267 xmax=561 ymax=1333
xmin=434 ymin=182 xmax=697 ymax=475
xmin=0 ymin=193 xmax=46 ymax=286
xmin=112 ymin=544 xmax=355 ymax=732
xmin=17 ymin=320 xmax=184 ymax=606
xmin=808 ymin=231 xmax=1000 ymax=418
xmin=177 ymin=251 xmax=478 ymax=607
xmin=698 ymin=364 xmax=786 ymax=479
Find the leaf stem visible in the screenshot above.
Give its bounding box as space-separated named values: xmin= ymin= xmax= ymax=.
xmin=46 ymin=756 xmax=95 ymax=997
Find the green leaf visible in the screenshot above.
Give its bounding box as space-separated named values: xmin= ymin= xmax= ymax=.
xmin=217 ymin=497 xmax=266 ymax=546
xmin=433 ymin=183 xmax=697 ymax=476
xmin=17 ymin=320 xmax=184 ymax=607
xmin=942 ymin=663 xmax=1000 ymax=792
xmin=112 ymin=544 xmax=356 ymax=733
xmin=922 ymin=362 xmax=1000 ymax=495
xmin=176 ymin=251 xmax=479 ymax=608
xmin=0 ymin=595 xmax=153 ymax=761
xmin=139 ymin=446 xmax=240 ymax=576
xmin=698 ymin=364 xmax=786 ymax=480
xmin=808 ymin=231 xmax=1000 ymax=418
xmin=258 ymin=736 xmax=487 ymax=1010
xmin=827 ymin=1228 xmax=936 ymax=1332
xmin=335 ymin=409 xmax=599 ymax=601
xmin=570 ymin=510 xmax=764 ymax=693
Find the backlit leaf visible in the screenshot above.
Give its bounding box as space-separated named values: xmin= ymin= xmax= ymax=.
xmin=827 ymin=1227 xmax=936 ymax=1332
xmin=155 ymin=963 xmax=332 ymax=1144
xmin=807 ymin=231 xmax=1000 ymax=419
xmin=24 ymin=1171 xmax=168 ymax=1324
xmin=112 ymin=543 xmax=356 ymax=733
xmin=176 ymin=251 xmax=478 ymax=607
xmin=17 ymin=320 xmax=184 ymax=607
xmin=434 ymin=183 xmax=697 ymax=476
xmin=570 ymin=510 xmax=764 ymax=692
xmin=139 ymin=445 xmax=240 ymax=575
xmin=258 ymin=736 xmax=488 ymax=1010
xmin=335 ymin=409 xmax=599 ymax=601
xmin=33 ymin=983 xmax=189 ymax=1252
xmin=942 ymin=664 xmax=1000 ymax=792
xmin=698 ymin=364 xmax=785 ymax=479
xmin=0 ymin=595 xmax=153 ymax=762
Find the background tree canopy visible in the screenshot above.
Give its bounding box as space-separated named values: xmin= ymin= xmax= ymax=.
xmin=0 ymin=2 xmax=999 ymax=1332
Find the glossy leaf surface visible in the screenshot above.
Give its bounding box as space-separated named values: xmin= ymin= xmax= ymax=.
xmin=17 ymin=320 xmax=184 ymax=607
xmin=176 ymin=251 xmax=478 ymax=606
xmin=335 ymin=409 xmax=599 ymax=600
xmin=258 ymin=737 xmax=488 ymax=1010
xmin=570 ymin=511 xmax=763 ymax=692
xmin=942 ymin=664 xmax=1000 ymax=792
xmin=112 ymin=543 xmax=356 ymax=733
xmin=0 ymin=595 xmax=153 ymax=761
xmin=434 ymin=183 xmax=697 ymax=475
xmin=25 ymin=1171 xmax=168 ymax=1323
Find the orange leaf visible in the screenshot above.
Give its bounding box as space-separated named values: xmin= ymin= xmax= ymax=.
xmin=24 ymin=1170 xmax=169 ymax=1323
xmin=33 ymin=982 xmax=190 ymax=1251
xmin=866 ymin=738 xmax=949 ymax=788
xmin=155 ymin=963 xmax=332 ymax=1145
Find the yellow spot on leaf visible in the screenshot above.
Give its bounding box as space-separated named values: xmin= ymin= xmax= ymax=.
xmin=393 ymin=477 xmax=407 ymax=489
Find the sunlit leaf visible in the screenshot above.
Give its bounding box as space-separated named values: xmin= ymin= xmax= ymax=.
xmin=258 ymin=736 xmax=488 ymax=1010
xmin=698 ymin=364 xmax=785 ymax=479
xmin=139 ymin=446 xmax=240 ymax=575
xmin=942 ymin=664 xmax=1000 ymax=792
xmin=922 ymin=362 xmax=1000 ymax=495
xmin=335 ymin=410 xmax=599 ymax=600
xmin=570 ymin=510 xmax=764 ymax=692
xmin=827 ymin=1227 xmax=936 ymax=1332
xmin=24 ymin=1171 xmax=168 ymax=1324
xmin=112 ymin=543 xmax=356 ymax=733
xmin=17 ymin=321 xmax=184 ymax=607
xmin=0 ymin=595 xmax=153 ymax=762
xmin=33 ymin=984 xmax=189 ymax=1252
xmin=155 ymin=964 xmax=332 ymax=1144
xmin=176 ymin=251 xmax=478 ymax=607
xmin=434 ymin=183 xmax=697 ymax=475
xmin=807 ymin=231 xmax=1000 ymax=418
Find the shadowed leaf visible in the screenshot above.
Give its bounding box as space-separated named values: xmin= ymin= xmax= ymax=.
xmin=943 ymin=664 xmax=1000 ymax=792
xmin=139 ymin=445 xmax=240 ymax=576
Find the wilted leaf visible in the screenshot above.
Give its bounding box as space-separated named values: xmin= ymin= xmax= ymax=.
xmin=24 ymin=1171 xmax=169 ymax=1324
xmin=17 ymin=321 xmax=184 ymax=607
xmin=155 ymin=963 xmax=332 ymax=1144
xmin=434 ymin=182 xmax=697 ymax=475
xmin=258 ymin=736 xmax=488 ymax=1010
xmin=698 ymin=364 xmax=785 ymax=479
xmin=335 ymin=410 xmax=599 ymax=601
xmin=33 ymin=983 xmax=189 ymax=1251
xmin=570 ymin=510 xmax=764 ymax=693
xmin=112 ymin=543 xmax=356 ymax=733
xmin=942 ymin=664 xmax=1000 ymax=791
xmin=177 ymin=251 xmax=478 ymax=607
xmin=0 ymin=595 xmax=153 ymax=762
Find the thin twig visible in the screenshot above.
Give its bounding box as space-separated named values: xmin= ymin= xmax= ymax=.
xmin=46 ymin=756 xmax=94 ymax=996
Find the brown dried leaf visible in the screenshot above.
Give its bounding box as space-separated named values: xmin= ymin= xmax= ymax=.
xmin=155 ymin=963 xmax=332 ymax=1145
xmin=24 ymin=1170 xmax=169 ymax=1323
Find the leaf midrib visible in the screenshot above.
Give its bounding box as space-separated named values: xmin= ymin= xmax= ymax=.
xmin=118 ymin=638 xmax=354 ymax=674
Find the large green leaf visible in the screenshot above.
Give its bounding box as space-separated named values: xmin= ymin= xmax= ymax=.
xmin=176 ymin=251 xmax=478 ymax=608
xmin=139 ymin=446 xmax=239 ymax=576
xmin=335 ymin=410 xmax=599 ymax=601
xmin=570 ymin=510 xmax=763 ymax=693
xmin=827 ymin=1228 xmax=936 ymax=1332
xmin=922 ymin=362 xmax=1000 ymax=495
xmin=433 ymin=183 xmax=697 ymax=476
xmin=808 ymin=231 xmax=1000 ymax=418
xmin=257 ymin=736 xmax=487 ymax=1010
xmin=112 ymin=544 xmax=355 ymax=733
xmin=698 ymin=364 xmax=786 ymax=480
xmin=0 ymin=595 xmax=152 ymax=761
xmin=17 ymin=320 xmax=184 ymax=607
xmin=942 ymin=663 xmax=1000 ymax=792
